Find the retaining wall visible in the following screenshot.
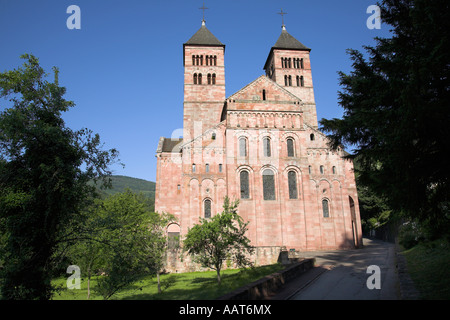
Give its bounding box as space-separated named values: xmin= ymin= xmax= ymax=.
xmin=217 ymin=258 xmax=315 ymax=300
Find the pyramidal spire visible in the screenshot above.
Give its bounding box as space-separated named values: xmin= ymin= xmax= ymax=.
xmin=272 ymin=8 xmax=311 ymax=52
xmin=273 ymin=28 xmax=310 ymax=51
xmin=184 ymin=4 xmax=224 ymax=47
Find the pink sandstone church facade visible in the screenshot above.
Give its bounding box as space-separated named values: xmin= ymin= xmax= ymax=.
xmin=155 ymin=19 xmax=363 ymax=271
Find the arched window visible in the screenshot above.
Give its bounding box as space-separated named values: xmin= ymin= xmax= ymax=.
xmin=300 ymin=58 xmax=304 ymax=69
xmin=193 ymin=73 xmax=198 ymax=85
xmin=332 ymin=166 xmax=336 ymax=174
xmin=263 ymin=137 xmax=271 ymax=157
xmin=288 ymin=58 xmax=292 ymax=68
xmin=262 ymin=169 xmax=275 ymax=200
xmin=167 ymin=224 xmax=181 ymax=250
xmin=322 ymin=199 xmax=330 ymax=218
xmin=284 ymin=75 xmax=288 ymax=86
xmin=213 ymin=56 xmax=217 ymax=66
xmin=262 ymin=89 xmax=266 ymax=101
xmin=198 ymin=73 xmax=202 ymax=85
xmin=192 ymin=163 xmax=196 ymax=172
xmin=239 ymin=137 xmax=247 ymax=157
xmin=240 ymin=171 xmax=250 ymax=199
xmin=310 ymin=133 xmax=315 ymax=141
xmin=288 ymin=171 xmax=298 ymax=199
xmin=200 ymin=55 xmax=203 ymax=66
xmin=204 ymin=199 xmax=211 ymax=218
xmin=308 ymin=165 xmax=312 ymax=174
xmin=212 ymin=73 xmax=216 ymax=85
xmin=300 ymin=76 xmax=304 ymax=87
xmin=287 ymin=138 xmax=294 ymax=157
xmin=296 ymin=75 xmax=300 ymax=87
xmin=320 ymin=165 xmax=324 ymax=174
xmin=205 ymin=163 xmax=209 ymax=173
xmin=207 ymin=73 xmax=211 ymax=85
xmin=192 ymin=55 xmax=196 ymax=66
xmin=196 ymin=55 xmax=200 ymax=66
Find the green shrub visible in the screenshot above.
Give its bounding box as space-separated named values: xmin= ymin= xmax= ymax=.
xmin=399 ymin=221 xmax=424 ymax=249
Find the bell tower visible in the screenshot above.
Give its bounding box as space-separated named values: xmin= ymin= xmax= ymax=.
xmin=264 ymin=16 xmax=318 ymax=128
xmin=183 ymin=19 xmax=226 ymax=141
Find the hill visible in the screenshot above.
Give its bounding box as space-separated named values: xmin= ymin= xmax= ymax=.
xmin=96 ymin=175 xmax=156 ymax=211
xmin=102 ymin=175 xmax=156 ymax=199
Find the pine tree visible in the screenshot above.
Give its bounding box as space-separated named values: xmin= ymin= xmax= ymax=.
xmin=320 ymin=0 xmax=450 ymax=235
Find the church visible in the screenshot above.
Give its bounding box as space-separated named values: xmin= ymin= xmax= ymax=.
xmin=155 ymin=15 xmax=363 ymax=271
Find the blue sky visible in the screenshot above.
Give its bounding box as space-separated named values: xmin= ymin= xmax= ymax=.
xmin=0 ymin=0 xmax=390 ymax=182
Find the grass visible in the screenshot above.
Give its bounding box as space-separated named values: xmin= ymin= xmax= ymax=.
xmin=51 ymin=264 xmax=284 ymax=300
xmin=401 ymin=238 xmax=450 ymax=299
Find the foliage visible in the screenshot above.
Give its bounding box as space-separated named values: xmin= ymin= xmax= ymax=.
xmin=0 ymin=54 xmax=120 ymax=300
xmin=89 ymin=190 xmax=174 ymax=300
xmin=62 ymin=198 xmax=109 ymax=299
xmin=398 ymin=220 xmax=426 ymax=249
xmin=352 ymin=156 xmax=397 ymax=235
xmin=183 ymin=197 xmax=254 ymax=284
xmin=142 ymin=210 xmax=175 ymax=294
xmin=319 ymin=0 xmax=450 ymax=232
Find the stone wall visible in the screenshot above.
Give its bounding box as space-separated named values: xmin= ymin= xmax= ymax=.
xmin=217 ymin=258 xmax=315 ymax=300
xmin=163 ymin=245 xmax=285 ymax=274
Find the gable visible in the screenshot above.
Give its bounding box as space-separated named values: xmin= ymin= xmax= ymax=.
xmin=226 ymin=76 xmax=302 ymax=113
xmin=228 ymin=75 xmax=301 ymax=103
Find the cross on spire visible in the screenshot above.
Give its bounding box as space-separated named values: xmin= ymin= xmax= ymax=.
xmin=199 ymin=3 xmax=209 ymax=23
xmin=278 ymin=8 xmax=288 ymax=28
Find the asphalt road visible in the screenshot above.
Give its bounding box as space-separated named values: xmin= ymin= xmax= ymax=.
xmin=289 ymin=238 xmax=400 ymax=300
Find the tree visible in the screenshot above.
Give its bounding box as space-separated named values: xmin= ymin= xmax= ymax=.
xmin=353 ymin=155 xmax=394 ymax=234
xmin=142 ymin=210 xmax=175 ymax=294
xmin=93 ymin=190 xmax=151 ymax=299
xmin=183 ymin=197 xmax=254 ymax=285
xmin=319 ymin=0 xmax=450 ymax=235
xmin=63 ymin=198 xmax=109 ymax=300
xmin=0 ymin=54 xmax=120 ymax=300
xmin=92 ymin=189 xmax=174 ymax=300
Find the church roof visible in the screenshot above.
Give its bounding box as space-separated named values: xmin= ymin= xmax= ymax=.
xmin=156 ymin=138 xmax=183 ymax=153
xmin=264 ymin=27 xmax=310 ymax=71
xmin=273 ymin=28 xmax=310 ymax=51
xmin=184 ymin=21 xmax=224 ymax=47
